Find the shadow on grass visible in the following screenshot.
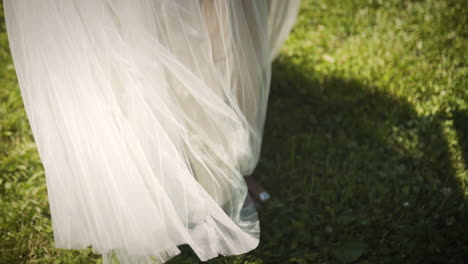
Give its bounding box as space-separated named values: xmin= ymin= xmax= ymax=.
xmin=252 ymin=58 xmax=466 ymax=263
xmin=453 ymin=110 xmax=468 ymax=168
xmin=169 ymin=57 xmax=467 ymax=264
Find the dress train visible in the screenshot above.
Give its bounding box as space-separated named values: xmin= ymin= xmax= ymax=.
xmin=3 ymin=0 xmax=300 ymax=263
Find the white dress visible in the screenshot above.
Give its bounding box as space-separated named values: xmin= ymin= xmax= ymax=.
xmin=3 ymin=0 xmax=300 ymax=263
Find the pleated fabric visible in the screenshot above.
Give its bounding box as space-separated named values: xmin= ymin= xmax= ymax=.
xmin=3 ymin=0 xmax=300 ymax=263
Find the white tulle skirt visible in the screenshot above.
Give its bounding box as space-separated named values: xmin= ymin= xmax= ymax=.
xmin=4 ymin=0 xmax=300 ymax=263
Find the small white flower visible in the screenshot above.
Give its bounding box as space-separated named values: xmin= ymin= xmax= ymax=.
xmin=322 ymin=54 xmax=335 ymax=63
xmin=441 ymin=187 xmax=452 ymax=197
xmin=403 ymin=202 xmax=410 ymax=207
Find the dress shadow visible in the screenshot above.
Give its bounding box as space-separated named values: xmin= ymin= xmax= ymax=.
xmin=169 ymin=57 xmax=467 ymax=263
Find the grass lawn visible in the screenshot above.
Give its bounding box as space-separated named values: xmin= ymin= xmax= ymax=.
xmin=1 ymin=0 xmax=467 ymax=263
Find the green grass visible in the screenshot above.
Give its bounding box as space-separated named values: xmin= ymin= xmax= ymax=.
xmin=1 ymin=0 xmax=467 ymax=263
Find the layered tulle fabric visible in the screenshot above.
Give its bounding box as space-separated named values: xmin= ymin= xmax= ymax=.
xmin=3 ymin=0 xmax=300 ymax=263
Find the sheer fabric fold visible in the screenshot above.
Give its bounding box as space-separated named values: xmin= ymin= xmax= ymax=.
xmin=3 ymin=0 xmax=300 ymax=263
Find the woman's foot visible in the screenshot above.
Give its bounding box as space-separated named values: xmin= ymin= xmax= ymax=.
xmin=243 ymin=176 xmax=270 ymax=206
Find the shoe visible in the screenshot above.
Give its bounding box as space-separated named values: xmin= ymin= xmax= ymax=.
xmin=243 ymin=176 xmax=271 ymax=206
